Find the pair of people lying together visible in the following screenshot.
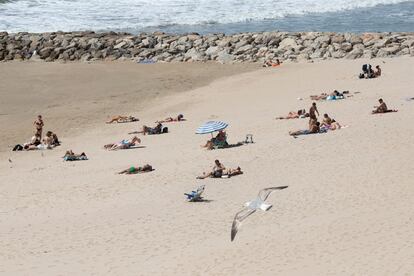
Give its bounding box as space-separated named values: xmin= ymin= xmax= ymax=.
xmin=289 ymin=113 xmax=342 ymax=136
xmin=196 ymin=160 xmax=243 ymax=179
xmin=310 ymin=90 xmax=348 ymax=101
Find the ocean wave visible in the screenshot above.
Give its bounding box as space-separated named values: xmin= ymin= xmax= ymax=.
xmin=0 ymin=0 xmax=412 ymax=33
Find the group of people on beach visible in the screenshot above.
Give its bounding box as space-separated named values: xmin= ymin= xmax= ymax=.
xmin=13 ymin=115 xmax=60 ymax=151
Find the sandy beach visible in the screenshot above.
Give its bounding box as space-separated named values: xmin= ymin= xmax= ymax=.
xmin=1 ymin=58 xmax=414 ymax=275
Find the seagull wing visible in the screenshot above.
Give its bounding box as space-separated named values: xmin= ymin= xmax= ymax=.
xmin=231 ymin=208 xmax=256 ymax=242
xmin=258 ymin=186 xmax=288 ymax=201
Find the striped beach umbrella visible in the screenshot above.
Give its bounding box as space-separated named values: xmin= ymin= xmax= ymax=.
xmin=196 ymin=121 xmax=228 ymax=134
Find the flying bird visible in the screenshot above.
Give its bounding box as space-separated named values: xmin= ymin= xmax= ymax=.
xmin=231 ymin=186 xmax=288 ymax=242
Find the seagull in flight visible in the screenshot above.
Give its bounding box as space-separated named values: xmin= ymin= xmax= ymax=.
xmin=231 ymin=186 xmax=288 ymax=242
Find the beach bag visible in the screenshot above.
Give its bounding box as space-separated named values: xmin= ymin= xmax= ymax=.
xmin=162 ymin=127 xmax=168 ymax=133
xmin=12 ymin=144 xmax=23 ymax=151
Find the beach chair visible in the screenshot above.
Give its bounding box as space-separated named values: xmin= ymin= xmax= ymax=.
xmin=184 ymin=185 xmax=205 ymax=202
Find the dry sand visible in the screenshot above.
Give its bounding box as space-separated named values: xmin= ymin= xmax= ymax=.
xmin=1 ymin=58 xmax=414 ymax=275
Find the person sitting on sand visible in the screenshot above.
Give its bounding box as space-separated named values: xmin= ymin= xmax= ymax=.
xmin=276 ymin=109 xmax=309 ymax=120
xmin=374 ymin=65 xmax=381 ymax=78
xmin=223 ymin=167 xmax=243 ymax=177
xmin=320 ymin=114 xmax=342 ymax=130
xmin=130 ymin=123 xmax=163 ymax=135
xmin=104 ymin=136 xmax=141 ymax=150
xmin=289 ymin=121 xmax=321 ymax=136
xmin=118 ymin=164 xmax=153 ymax=174
xmin=43 ymin=131 xmax=59 ymax=147
xmin=203 ymin=130 xmax=228 ymax=150
xmin=320 ymin=114 xmax=333 ymax=128
xmin=197 ymin=160 xmax=226 ymax=179
xmin=106 ymin=115 xmax=139 ymax=124
xmin=372 ymin=98 xmax=397 ymax=114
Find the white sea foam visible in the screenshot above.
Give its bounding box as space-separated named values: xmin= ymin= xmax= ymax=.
xmin=0 ymin=0 xmax=410 ymax=33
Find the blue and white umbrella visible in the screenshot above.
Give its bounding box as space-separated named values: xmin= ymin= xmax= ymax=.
xmin=196 ymin=121 xmax=228 ymax=134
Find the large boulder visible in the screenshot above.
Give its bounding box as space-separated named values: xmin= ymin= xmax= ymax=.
xmin=278 ymin=37 xmax=298 ymax=49
xmin=234 ymin=44 xmax=253 ymax=55
xmin=184 ymin=48 xmax=205 ymax=61
xmin=315 ymin=35 xmax=331 ymax=45
xmin=216 ymin=51 xmax=235 ymax=64
xmin=345 ymin=48 xmax=363 ymax=59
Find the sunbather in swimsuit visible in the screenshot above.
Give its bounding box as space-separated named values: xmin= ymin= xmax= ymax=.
xmin=118 ymin=164 xmax=153 ymax=174
xmin=104 ymin=136 xmax=141 ymax=150
xmin=289 ymin=122 xmax=321 ymax=136
xmin=130 ymin=123 xmax=163 ymax=135
xmin=106 ymin=115 xmax=139 ymax=124
xmin=276 ymin=109 xmax=309 ymax=120
xmin=224 ymin=167 xmax=243 ymax=177
xmin=157 ymin=114 xmax=185 ymax=123
xmin=63 ymin=150 xmax=88 ymax=161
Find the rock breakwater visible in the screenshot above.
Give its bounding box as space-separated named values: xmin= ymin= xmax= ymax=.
xmin=1 ymin=31 xmax=413 ymax=63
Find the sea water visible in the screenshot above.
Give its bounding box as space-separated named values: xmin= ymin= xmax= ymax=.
xmin=0 ymin=0 xmax=413 ymax=34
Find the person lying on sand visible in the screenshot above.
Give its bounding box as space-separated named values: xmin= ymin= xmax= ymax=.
xmin=289 ymin=121 xmax=321 ymax=136
xmin=156 ymin=114 xmax=185 ymax=123
xmin=263 ymin=59 xmax=281 ymax=67
xmin=104 ymin=136 xmax=141 ymax=150
xmin=196 ymin=160 xmax=226 ymax=179
xmin=118 ymin=164 xmax=153 ymax=174
xmin=310 ymin=90 xmax=346 ymax=101
xmin=320 ymin=114 xmax=342 ymax=130
xmin=106 ymin=115 xmax=139 ymax=124
xmin=223 ymin=167 xmax=243 ymax=177
xmin=276 ymin=109 xmax=309 ymax=119
xmin=372 ymin=98 xmax=397 ymax=114
xmin=129 ymin=123 xmax=164 ymax=135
